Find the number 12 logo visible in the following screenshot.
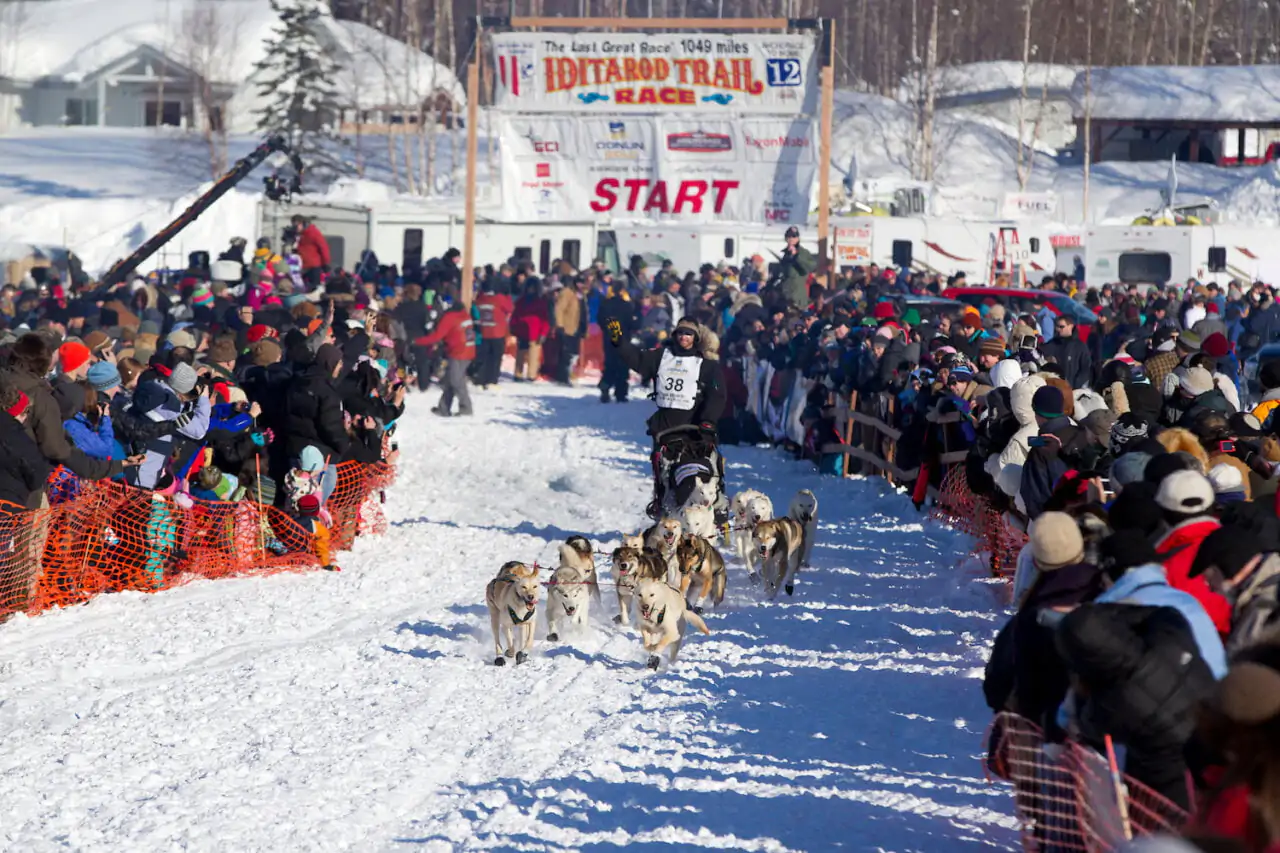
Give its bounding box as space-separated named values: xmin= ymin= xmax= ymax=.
xmin=766 ymin=58 xmax=802 ymax=87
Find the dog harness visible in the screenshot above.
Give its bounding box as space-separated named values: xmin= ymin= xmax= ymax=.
xmin=508 ymin=603 xmax=536 ymax=625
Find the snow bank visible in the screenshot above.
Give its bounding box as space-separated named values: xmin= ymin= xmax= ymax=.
xmin=1073 ymin=65 xmax=1280 ymax=123
xmin=0 ymin=384 xmax=1016 ymax=851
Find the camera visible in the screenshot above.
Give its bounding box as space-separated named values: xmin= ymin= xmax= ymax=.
xmin=281 ymin=224 xmax=299 ymax=246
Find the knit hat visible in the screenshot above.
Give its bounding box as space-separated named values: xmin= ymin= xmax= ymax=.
xmin=673 ymin=318 xmax=700 ymax=340
xmin=1110 ymin=413 xmax=1150 ymax=455
xmin=871 ymin=301 xmax=896 ymax=320
xmin=948 ymin=363 xmax=974 ymax=383
xmin=83 ymin=330 xmax=111 ymax=354
xmin=297 ymin=494 xmax=322 ymax=517
xmin=59 ymin=340 xmax=91 ymax=374
xmin=1110 ymin=451 xmax=1153 ymax=490
xmin=6 ymin=389 xmax=29 ymax=418
xmin=902 ymin=308 xmax=921 ymax=327
xmin=960 ymin=313 xmax=983 ymax=332
xmin=192 ymin=285 xmax=214 ymax=309
xmin=86 ymin=360 xmax=121 ymax=392
xmin=1190 ymin=525 xmax=1263 ymax=581
xmin=1211 ymin=660 xmax=1280 ymax=725
xmin=1178 ymin=366 xmax=1214 ymax=397
xmin=167 ymin=361 xmax=198 ymax=395
xmin=979 ymin=338 xmax=1006 ymax=360
xmin=298 ymin=445 xmax=326 ymax=473
xmin=250 ymin=338 xmax=282 ymax=367
xmin=167 ymin=328 xmax=197 ymax=350
xmin=131 ymin=382 xmax=177 ymax=421
xmin=1107 ymin=481 xmax=1165 ymax=536
xmin=246 ymin=323 xmax=277 ymax=344
xmin=1201 ymin=332 xmax=1230 ymax=359
xmin=207 ymin=337 xmax=238 ymax=364
xmin=1261 ymin=360 xmax=1280 ymax=391
xmin=1154 ymin=469 xmax=1215 ymax=516
xmin=1178 ymin=329 xmax=1203 ymax=351
xmin=1099 ymin=530 xmax=1161 ymax=579
xmin=1028 ymin=512 xmax=1085 ymax=571
xmin=1208 ymin=463 xmax=1247 ymax=503
xmin=1031 ymin=385 xmax=1065 ymax=419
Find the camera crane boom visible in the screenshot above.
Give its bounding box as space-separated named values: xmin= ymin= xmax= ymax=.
xmin=102 ymin=134 xmax=304 ymax=287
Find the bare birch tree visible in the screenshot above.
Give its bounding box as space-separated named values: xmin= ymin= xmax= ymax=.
xmin=179 ymin=0 xmax=246 ymax=178
xmin=0 ymin=0 xmax=30 ymax=133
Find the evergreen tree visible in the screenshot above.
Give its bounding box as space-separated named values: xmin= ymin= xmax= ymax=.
xmin=252 ymin=0 xmax=350 ymax=184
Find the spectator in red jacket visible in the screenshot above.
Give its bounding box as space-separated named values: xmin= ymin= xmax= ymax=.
xmin=291 ymin=215 xmax=331 ymax=289
xmin=474 ymin=281 xmax=514 ymax=389
xmin=510 ymin=280 xmax=551 ymax=382
xmin=414 ymin=298 xmax=476 ymax=417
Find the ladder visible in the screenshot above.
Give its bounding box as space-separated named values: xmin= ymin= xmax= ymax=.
xmin=987 ymin=225 xmax=1029 ymax=287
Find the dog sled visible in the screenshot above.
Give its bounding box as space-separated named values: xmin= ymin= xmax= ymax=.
xmin=647 ymin=424 xmax=729 ymax=526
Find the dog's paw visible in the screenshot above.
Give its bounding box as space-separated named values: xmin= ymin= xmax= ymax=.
xmin=493 ymin=656 xmax=506 ymax=667
xmin=504 ymin=649 xmax=514 ymax=658
xmin=646 ymin=655 xmax=661 ymax=671
xmin=785 ymin=584 xmax=794 ymax=596
xmin=690 ymin=605 xmax=704 ymax=615
xmin=515 ymin=651 xmax=529 ymax=665
xmin=546 ymin=632 xmax=559 ymax=643
xmin=612 ymin=614 xmax=624 ymax=624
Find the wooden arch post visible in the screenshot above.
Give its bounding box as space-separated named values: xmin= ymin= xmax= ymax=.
xmin=463 ymin=14 xmax=836 ymax=305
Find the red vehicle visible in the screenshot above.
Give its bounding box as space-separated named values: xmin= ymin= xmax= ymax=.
xmin=941 ymin=286 xmax=1098 ymax=341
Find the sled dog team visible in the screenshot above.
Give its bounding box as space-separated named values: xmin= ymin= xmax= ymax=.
xmin=485 ymin=488 xmax=819 ymax=671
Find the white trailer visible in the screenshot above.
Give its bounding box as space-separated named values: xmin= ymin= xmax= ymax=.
xmin=831 ymin=216 xmax=1056 ymax=282
xmin=1084 ymin=224 xmax=1280 ymax=287
xmin=258 ymin=199 xmax=602 ymax=275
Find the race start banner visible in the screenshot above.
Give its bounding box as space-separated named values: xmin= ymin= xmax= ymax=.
xmin=498 ymin=114 xmax=818 ymax=224
xmin=491 ymin=32 xmax=818 ymax=115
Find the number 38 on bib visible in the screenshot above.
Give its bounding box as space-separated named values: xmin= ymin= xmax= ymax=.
xmin=655 ymin=350 xmax=702 ymax=410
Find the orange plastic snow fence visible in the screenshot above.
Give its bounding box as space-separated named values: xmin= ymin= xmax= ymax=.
xmin=0 ymin=460 xmax=396 ymax=622
xmin=984 ymin=712 xmax=1190 ymax=852
xmin=931 ymin=466 xmax=1027 ymax=578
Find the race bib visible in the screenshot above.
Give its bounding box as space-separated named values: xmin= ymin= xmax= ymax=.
xmin=655 ymin=349 xmax=701 ymax=410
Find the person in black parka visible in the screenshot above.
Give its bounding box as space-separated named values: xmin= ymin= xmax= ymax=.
xmin=606 ymin=316 xmax=727 ymax=443
xmin=1055 ymin=602 xmax=1217 ymax=810
xmin=282 ymin=343 xmax=349 ymax=462
xmin=596 ymin=282 xmax=639 ymax=404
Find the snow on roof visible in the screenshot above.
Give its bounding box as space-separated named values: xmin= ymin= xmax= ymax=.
xmin=0 ymin=0 xmax=462 ymax=111
xmin=1072 ymin=65 xmax=1280 ymax=123
xmin=898 ymin=61 xmax=1082 ymax=102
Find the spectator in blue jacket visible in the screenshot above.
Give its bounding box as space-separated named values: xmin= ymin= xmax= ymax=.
xmin=63 ymin=381 xmax=116 ymax=461
xmin=1095 ymin=530 xmax=1228 ymax=678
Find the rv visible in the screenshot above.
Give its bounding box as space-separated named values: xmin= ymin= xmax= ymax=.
xmin=829 ymin=216 xmax=1056 ymax=282
xmin=611 ymin=216 xmax=1057 ymax=282
xmin=258 ymin=200 xmax=604 ymax=276
xmin=1084 ymin=224 xmax=1280 ymax=287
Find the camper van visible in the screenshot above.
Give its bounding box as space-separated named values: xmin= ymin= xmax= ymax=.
xmin=611 ymin=216 xmax=1057 ymax=283
xmin=258 ymin=200 xmax=604 ymax=276
xmin=1084 ymin=224 xmax=1280 ymax=287
xmin=829 ymin=217 xmax=1056 ymax=282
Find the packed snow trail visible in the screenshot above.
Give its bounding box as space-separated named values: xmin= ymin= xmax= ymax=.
xmin=0 ymin=384 xmax=1017 ymax=852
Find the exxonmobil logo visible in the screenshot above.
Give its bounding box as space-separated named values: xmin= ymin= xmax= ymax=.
xmin=744 ymin=134 xmax=810 ymax=149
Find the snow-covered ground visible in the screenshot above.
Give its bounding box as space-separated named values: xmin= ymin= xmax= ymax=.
xmin=0 ymin=383 xmax=1017 ymax=852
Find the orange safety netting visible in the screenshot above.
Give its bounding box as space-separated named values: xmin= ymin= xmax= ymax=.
xmin=984 ymin=712 xmax=1190 ymax=851
xmin=932 ymin=465 xmax=1027 ymax=578
xmin=0 ymin=459 xmax=395 ymax=622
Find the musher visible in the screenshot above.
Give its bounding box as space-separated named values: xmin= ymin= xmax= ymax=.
xmin=605 ymin=315 xmax=728 ymax=521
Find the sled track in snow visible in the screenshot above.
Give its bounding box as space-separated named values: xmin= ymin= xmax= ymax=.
xmin=0 ymin=383 xmax=1017 ymax=852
